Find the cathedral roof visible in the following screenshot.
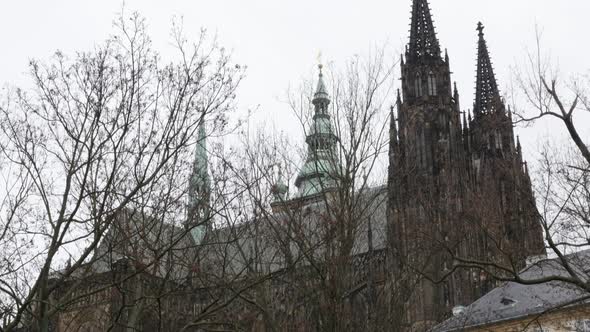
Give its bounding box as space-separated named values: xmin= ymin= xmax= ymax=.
xmin=51 ymin=208 xmax=199 ymax=282
xmin=200 ymin=186 xmax=388 ymax=277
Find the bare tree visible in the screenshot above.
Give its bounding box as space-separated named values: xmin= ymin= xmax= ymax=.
xmin=203 ymin=48 xmax=404 ymax=331
xmin=513 ymin=26 xmax=590 ymax=166
xmin=435 ymin=26 xmax=590 ymax=329
xmin=0 ymin=12 xmax=244 ymax=332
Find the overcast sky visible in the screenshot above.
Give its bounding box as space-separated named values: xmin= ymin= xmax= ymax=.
xmin=1 ymin=0 xmax=588 ymax=168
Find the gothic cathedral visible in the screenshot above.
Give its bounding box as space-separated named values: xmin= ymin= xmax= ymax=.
xmin=387 ymin=0 xmax=545 ymax=327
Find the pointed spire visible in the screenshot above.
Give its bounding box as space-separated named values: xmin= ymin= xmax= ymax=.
xmin=396 ymin=89 xmax=402 ymax=106
xmin=313 ymin=64 xmax=330 ymax=106
xmin=453 ymin=82 xmax=459 ymax=98
xmin=272 ymin=166 xmax=289 ymax=202
xmin=474 ymin=22 xmax=503 ymax=116
xmin=295 ymin=64 xmax=340 ymax=197
xmin=187 ymin=119 xmax=211 ymax=243
xmin=190 ymin=121 xmax=210 ymax=202
xmin=407 ymin=0 xmax=442 ymax=63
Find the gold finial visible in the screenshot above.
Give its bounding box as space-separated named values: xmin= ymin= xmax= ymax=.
xmin=317 ymin=51 xmax=323 ymax=75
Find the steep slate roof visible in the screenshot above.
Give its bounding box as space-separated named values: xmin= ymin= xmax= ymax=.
xmin=432 ymin=250 xmax=590 ymax=331
xmin=200 ymin=186 xmax=389 ymax=278
xmin=52 ymin=209 xmax=199 ymax=282
xmin=53 ymin=185 xmax=388 ymax=286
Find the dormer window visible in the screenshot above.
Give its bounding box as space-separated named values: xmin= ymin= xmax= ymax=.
xmin=427 ymin=72 xmax=437 ymax=96
xmin=415 ymin=72 xmax=423 ymax=97
xmin=500 ymin=297 xmax=517 ymax=306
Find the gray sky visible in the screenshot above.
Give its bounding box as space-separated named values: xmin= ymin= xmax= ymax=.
xmin=1 ymin=0 xmax=588 ymax=168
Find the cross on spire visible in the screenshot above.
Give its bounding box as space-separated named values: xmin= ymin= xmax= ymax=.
xmin=407 ymin=0 xmax=442 ymax=63
xmin=474 ymin=21 xmax=503 ymax=116
xmin=477 ymin=21 xmax=485 ymax=36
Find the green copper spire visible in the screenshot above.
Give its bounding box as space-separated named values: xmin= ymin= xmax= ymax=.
xmin=313 ymin=64 xmax=330 ymax=104
xmin=187 ymin=119 xmax=210 ymax=243
xmin=295 ymin=64 xmax=341 ymax=197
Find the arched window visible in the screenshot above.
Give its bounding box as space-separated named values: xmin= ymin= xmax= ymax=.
xmin=415 ymin=73 xmax=423 ymax=97
xmin=427 ymin=72 xmax=437 ymax=96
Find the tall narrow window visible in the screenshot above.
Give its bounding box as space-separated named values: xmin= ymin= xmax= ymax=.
xmin=427 ymin=72 xmax=437 ymax=96
xmin=500 ymin=181 xmax=507 ymax=212
xmin=420 ymin=130 xmax=427 ymax=168
xmin=415 ymin=73 xmax=423 ymax=97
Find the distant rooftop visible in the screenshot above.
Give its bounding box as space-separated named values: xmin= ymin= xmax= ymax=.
xmin=432 ymin=250 xmax=590 ymax=331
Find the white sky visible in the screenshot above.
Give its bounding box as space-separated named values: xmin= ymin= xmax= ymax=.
xmin=1 ymin=0 xmax=588 ymax=170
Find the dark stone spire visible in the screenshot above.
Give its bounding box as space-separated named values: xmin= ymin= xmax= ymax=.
xmin=407 ymin=0 xmax=442 ymax=63
xmin=474 ymin=22 xmax=503 ymax=116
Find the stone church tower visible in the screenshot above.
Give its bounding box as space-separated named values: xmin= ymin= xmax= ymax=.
xmin=387 ymin=0 xmax=545 ymax=328
xmin=466 ymin=22 xmax=545 ymax=262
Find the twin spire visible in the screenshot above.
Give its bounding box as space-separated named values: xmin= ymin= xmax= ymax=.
xmin=407 ymin=0 xmax=441 ymax=62
xmin=474 ymin=22 xmax=503 ymax=116
xmin=406 ymin=0 xmax=503 ymax=117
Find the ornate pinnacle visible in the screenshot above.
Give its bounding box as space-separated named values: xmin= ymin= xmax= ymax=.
xmin=462 ymin=111 xmax=468 ymax=131
xmin=272 ymin=165 xmax=289 ymax=202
